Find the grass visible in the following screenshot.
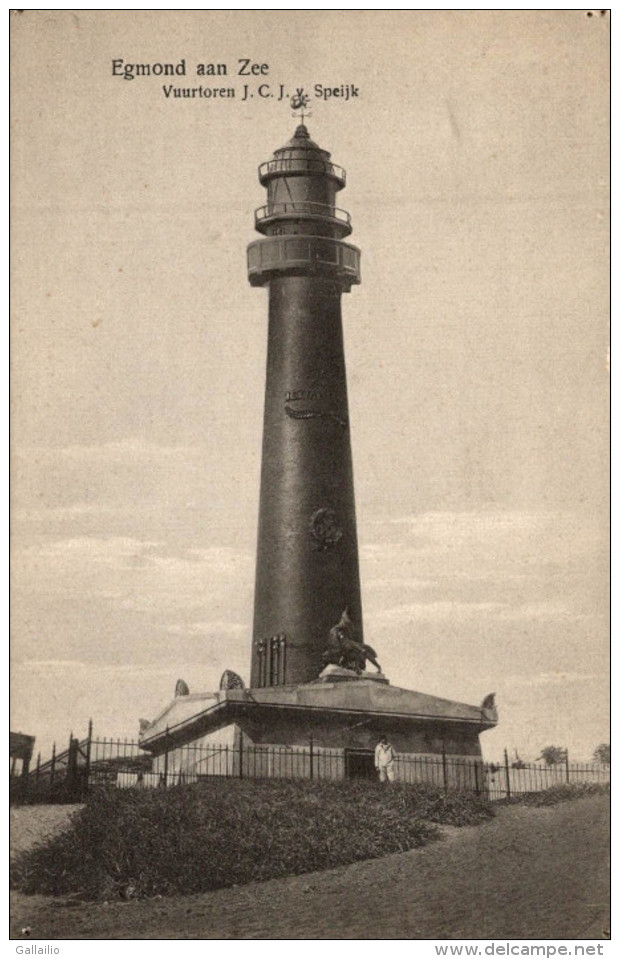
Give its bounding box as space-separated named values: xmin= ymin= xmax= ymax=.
xmin=10 ymin=779 xmax=494 ymax=901
xmin=501 ymin=782 xmax=610 ymax=807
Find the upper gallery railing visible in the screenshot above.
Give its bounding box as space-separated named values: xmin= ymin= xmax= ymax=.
xmin=255 ymin=201 xmax=351 ymax=227
xmin=259 ymin=156 xmax=346 ymax=185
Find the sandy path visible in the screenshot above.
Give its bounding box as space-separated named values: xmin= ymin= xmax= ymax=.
xmin=10 ymin=795 xmax=610 ymax=940
xmin=10 ymin=805 xmax=83 ymax=859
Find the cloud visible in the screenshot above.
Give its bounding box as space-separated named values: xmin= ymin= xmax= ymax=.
xmin=13 ymin=504 xmax=119 ymax=521
xmin=15 ymin=659 xmax=202 ymax=678
xmin=507 ymin=671 xmax=606 ymax=688
xmin=17 ymin=536 xmax=159 ymax=564
xmin=14 ymin=437 xmax=201 ymax=462
xmin=12 ymin=536 xmax=254 ymax=622
xmin=388 ymin=509 xmax=552 ymax=531
xmin=363 ymin=577 xmax=437 ymax=592
xmin=493 ymin=602 xmax=594 ymax=622
xmin=13 ymin=661 xmax=243 ymax=694
xmin=12 ymin=437 xmax=250 ymax=531
xmin=372 ymin=509 xmax=604 ymax=560
xmin=368 ymin=600 xmax=505 ymax=625
xmin=17 ymin=659 xmax=88 ymax=671
xmin=14 ymin=537 xmax=251 ymax=579
xmin=359 ymin=508 xmax=606 ymax=632
xmin=11 ymin=503 xmax=608 ymax=765
xmin=366 ymin=598 xmax=597 ymax=630
xmin=165 ymin=621 xmax=246 ymax=637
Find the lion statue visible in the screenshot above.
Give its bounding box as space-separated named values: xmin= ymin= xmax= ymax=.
xmin=322 ymin=608 xmax=382 ymax=674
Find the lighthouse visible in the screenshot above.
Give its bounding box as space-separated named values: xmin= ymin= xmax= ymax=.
xmin=247 ymin=123 xmax=364 ymax=688
xmin=139 ymin=121 xmax=497 ymax=778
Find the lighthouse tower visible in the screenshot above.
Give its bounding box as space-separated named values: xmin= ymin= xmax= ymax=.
xmin=139 ymin=122 xmax=497 ymax=775
xmin=247 ymin=124 xmax=363 ymax=688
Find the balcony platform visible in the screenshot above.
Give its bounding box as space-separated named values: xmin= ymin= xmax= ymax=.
xmin=254 ymin=201 xmax=352 ymax=237
xmin=247 ymin=235 xmax=361 ymax=290
xmin=259 ymin=156 xmax=346 ymax=188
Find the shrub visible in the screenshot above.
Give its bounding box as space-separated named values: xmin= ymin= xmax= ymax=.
xmin=10 ymin=779 xmax=493 ymax=901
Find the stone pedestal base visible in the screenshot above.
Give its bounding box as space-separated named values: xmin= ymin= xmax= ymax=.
xmin=140 ymin=678 xmax=498 ymax=760
xmin=316 ymin=665 xmax=389 ymax=684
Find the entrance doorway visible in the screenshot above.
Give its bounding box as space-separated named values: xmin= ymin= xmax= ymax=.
xmin=345 ymin=748 xmax=376 ymax=780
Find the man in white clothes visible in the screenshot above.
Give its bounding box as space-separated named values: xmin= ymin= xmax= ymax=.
xmin=375 ymin=736 xmax=396 ymax=783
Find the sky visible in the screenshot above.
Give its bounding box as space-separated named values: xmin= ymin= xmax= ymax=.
xmin=11 ymin=10 xmax=609 ymax=762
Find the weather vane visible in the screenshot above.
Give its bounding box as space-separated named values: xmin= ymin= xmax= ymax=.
xmin=291 ymin=88 xmax=311 ymax=124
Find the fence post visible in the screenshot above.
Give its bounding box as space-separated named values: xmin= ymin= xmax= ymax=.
xmin=442 ymin=744 xmax=448 ymax=794
xmin=309 ymin=736 xmax=314 ymax=781
xmin=565 ymin=748 xmax=570 ymax=783
xmin=21 ymin=750 xmax=31 ymax=802
xmin=68 ymin=729 xmax=74 ymax=793
xmin=504 ymin=748 xmax=511 ymax=799
xmin=50 ymin=742 xmax=56 ymax=789
xmin=474 ymin=761 xmax=480 ymax=796
xmin=163 ymin=726 xmax=169 ymax=788
xmin=239 ymin=733 xmax=244 ymax=780
xmin=67 ymin=733 xmax=79 ymax=800
xmin=84 ymin=719 xmax=93 ymax=796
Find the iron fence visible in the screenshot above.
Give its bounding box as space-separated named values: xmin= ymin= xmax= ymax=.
xmin=13 ymin=726 xmax=92 ymax=804
xmin=11 ymin=724 xmax=610 ymax=804
xmin=484 ymin=751 xmax=610 ymax=800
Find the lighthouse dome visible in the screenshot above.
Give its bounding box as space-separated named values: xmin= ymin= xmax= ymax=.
xmin=281 ymin=125 xmax=325 ymax=151
xmin=275 ymin=125 xmax=331 ymax=160
xmin=259 ymin=124 xmax=346 ymax=189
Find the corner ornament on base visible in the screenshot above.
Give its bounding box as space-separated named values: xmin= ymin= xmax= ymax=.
xmin=219 ymin=670 xmax=246 ymax=690
xmin=480 ymin=692 xmax=498 ymax=722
